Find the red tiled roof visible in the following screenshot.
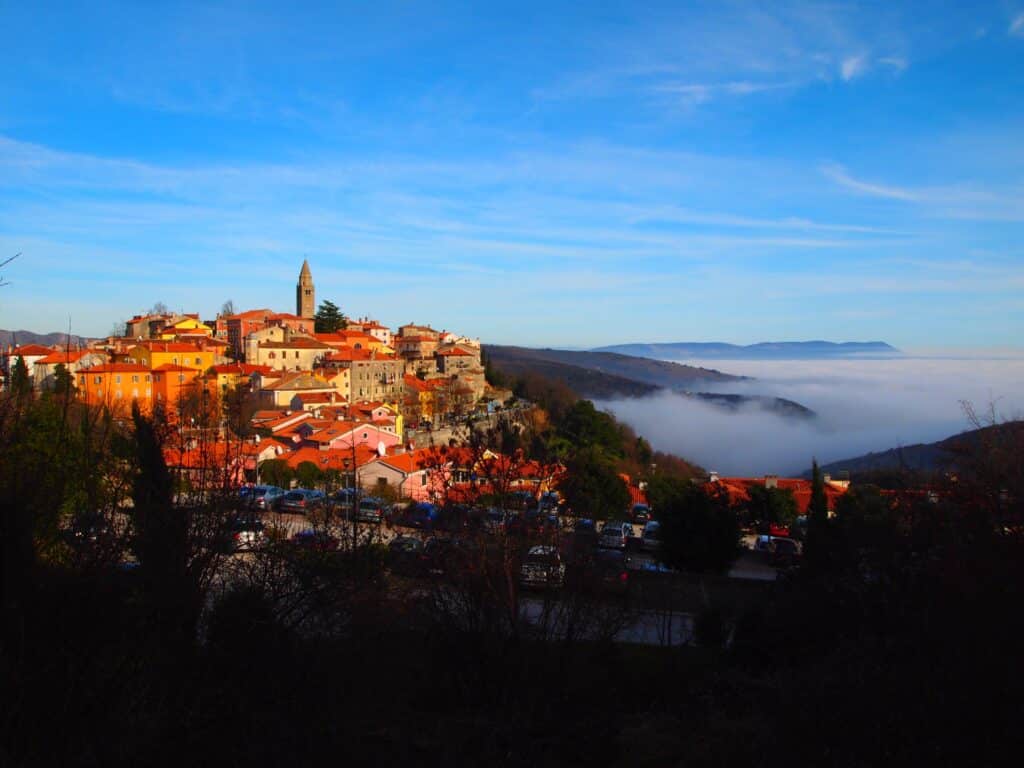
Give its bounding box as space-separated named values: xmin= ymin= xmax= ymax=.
xmin=136 ymin=341 xmax=204 ymax=353
xmin=438 ymin=347 xmax=472 ymax=356
xmin=85 ymin=363 xmax=152 ymax=374
xmin=712 ymin=477 xmax=848 ymax=514
xmin=259 ymin=338 xmax=331 ymax=350
xmin=10 ymin=344 xmax=55 ymax=356
xmin=151 ymin=363 xmax=201 ymax=373
xmin=35 ymin=350 xmax=96 ymax=365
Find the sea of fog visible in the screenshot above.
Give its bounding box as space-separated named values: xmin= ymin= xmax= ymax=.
xmin=595 ymin=352 xmax=1024 ymax=477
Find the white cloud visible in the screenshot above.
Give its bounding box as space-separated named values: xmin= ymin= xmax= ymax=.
xmin=821 ymin=163 xmax=919 ymax=201
xmin=1010 ymin=13 xmax=1024 ymax=37
xmin=840 ymin=53 xmax=869 ymax=81
xmin=598 ymin=355 xmax=1024 ymax=476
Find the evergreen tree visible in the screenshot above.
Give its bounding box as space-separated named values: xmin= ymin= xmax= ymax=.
xmin=657 ymin=479 xmax=740 ymax=574
xmin=314 ymin=300 xmax=348 ymax=333
xmin=558 ymin=445 xmax=630 ymax=519
xmin=52 ymin=362 xmax=75 ymax=397
xmin=805 ymin=458 xmax=832 ymax=571
xmin=9 ymin=355 xmax=31 ymax=400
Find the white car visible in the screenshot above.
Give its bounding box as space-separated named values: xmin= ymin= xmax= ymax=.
xmin=598 ymin=521 xmax=632 ymax=549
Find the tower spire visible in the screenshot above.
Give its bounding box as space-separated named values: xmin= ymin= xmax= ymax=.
xmin=297 ymin=260 xmax=315 ymax=319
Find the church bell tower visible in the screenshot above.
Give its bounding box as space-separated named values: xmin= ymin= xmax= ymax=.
xmin=297 ymin=259 xmax=315 ymax=319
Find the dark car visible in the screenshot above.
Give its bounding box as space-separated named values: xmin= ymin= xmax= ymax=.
xmin=354 ymin=496 xmax=389 ymax=524
xmin=63 ymin=512 xmax=114 ymax=549
xmin=402 ymin=502 xmax=439 ymax=529
xmin=332 ymin=488 xmax=359 ymax=517
xmin=279 ymin=488 xmax=326 ymax=514
xmin=519 ymin=545 xmax=566 ymax=589
xmin=768 ymin=537 xmax=803 ymax=567
xmin=591 ymin=547 xmax=631 ymax=595
xmin=423 ymin=536 xmax=480 ymax=577
xmin=629 ymin=504 xmax=653 ymax=524
xmin=289 ymin=529 xmax=339 ymax=551
xmin=387 ymin=535 xmax=426 ymax=576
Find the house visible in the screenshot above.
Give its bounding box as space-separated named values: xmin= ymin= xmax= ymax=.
xmin=257 ymin=370 xmax=338 ymax=408
xmin=32 ymin=349 xmax=107 ymax=390
xmin=348 ymin=318 xmax=392 ymax=347
xmin=156 ymin=315 xmax=213 ymax=340
xmin=247 ymin=328 xmax=332 ymax=371
xmin=711 ymin=475 xmax=848 ymax=517
xmin=436 ymin=345 xmax=480 ymax=373
xmin=323 ymin=349 xmax=404 ymax=402
xmin=359 ymin=448 xmax=437 ymax=501
xmin=4 ymin=344 xmax=55 ymax=381
xmin=295 ymin=419 xmax=400 ymax=453
xmin=128 ymin=341 xmax=219 ymax=372
xmin=76 ymin=363 xmax=155 ymax=414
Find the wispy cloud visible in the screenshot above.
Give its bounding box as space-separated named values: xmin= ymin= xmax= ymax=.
xmin=1010 ymin=13 xmax=1024 ymax=37
xmin=821 ymin=163 xmax=918 ymax=201
xmin=840 ymin=53 xmax=869 ymax=81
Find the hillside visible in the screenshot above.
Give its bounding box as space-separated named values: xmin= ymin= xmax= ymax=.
xmin=813 ymin=421 xmax=1024 ymax=479
xmin=593 ymin=340 xmax=901 ymax=360
xmin=484 ymin=345 xmax=745 ymax=390
xmin=1 ymin=329 xmax=95 ymax=348
xmin=485 ymin=344 xmax=816 ymax=419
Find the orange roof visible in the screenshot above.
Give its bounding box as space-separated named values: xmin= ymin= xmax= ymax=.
xmin=712 ymin=477 xmax=848 ymax=514
xmin=438 ymin=347 xmax=472 ymax=356
xmin=259 ymin=338 xmax=331 ymax=350
xmin=36 ymin=349 xmax=96 ymax=365
xmin=85 ymin=363 xmax=152 ymax=374
xmin=211 ymin=363 xmax=245 ymax=374
xmin=328 ymin=348 xmax=374 ymax=362
xmin=225 ymin=309 xmax=273 ymax=321
xmin=284 ymin=445 xmax=379 ymax=471
xmin=375 ymin=449 xmax=433 ymax=475
xmin=10 ymin=344 xmax=55 ymax=356
xmin=152 ymin=363 xmax=201 ymax=373
xmin=240 ymin=363 xmax=275 ymax=376
xmin=136 ymin=341 xmax=203 ymax=353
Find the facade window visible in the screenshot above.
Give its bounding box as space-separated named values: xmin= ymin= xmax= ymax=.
xmin=195 ymin=357 xmax=201 ymax=365
xmin=295 ymin=351 xmax=300 ymax=359
xmin=145 ymin=375 xmax=151 ymax=382
xmin=173 ymin=357 xmax=178 ymax=365
xmin=178 ymin=374 xmax=185 ymax=383
xmin=79 ymin=376 xmax=86 ymax=385
xmin=131 ymin=375 xmax=139 ymax=383
xmin=115 ymin=375 xmax=121 ymax=384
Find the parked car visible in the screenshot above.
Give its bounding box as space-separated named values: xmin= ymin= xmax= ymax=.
xmin=538 ymin=491 xmax=561 ymax=512
xmin=629 ymin=503 xmax=653 ymax=524
xmin=387 ymin=535 xmax=426 ymax=576
xmin=591 ymin=547 xmax=631 ymax=595
xmin=354 ymin=496 xmax=389 ymax=524
xmin=768 ymin=536 xmax=803 ymax=567
xmin=289 ymin=529 xmax=339 ymax=551
xmin=332 ymin=488 xmax=358 ymax=517
xmin=217 ymin=516 xmax=266 ymax=553
xmin=279 ymin=488 xmax=326 ymax=514
xmin=519 ymin=545 xmax=566 ymax=589
xmin=243 ymin=485 xmax=286 ymax=512
xmin=640 ymin=520 xmax=662 ymax=552
xmin=598 ymin=520 xmax=632 ymax=549
xmin=63 ymin=512 xmax=113 ymax=548
xmin=401 ymin=501 xmax=439 ymax=529
xmin=481 ymin=507 xmax=509 ymax=535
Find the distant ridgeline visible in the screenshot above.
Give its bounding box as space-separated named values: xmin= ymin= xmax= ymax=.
xmin=1 ymin=329 xmax=95 ymax=348
xmin=592 ymin=340 xmax=901 ymax=360
xmin=483 ymin=344 xmax=816 ymax=420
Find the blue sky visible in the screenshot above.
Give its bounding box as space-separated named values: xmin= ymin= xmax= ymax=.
xmin=1 ymin=0 xmax=1022 ymax=347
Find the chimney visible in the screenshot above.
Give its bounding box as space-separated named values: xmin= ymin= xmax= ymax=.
xmin=708 ymin=471 xmax=719 ymax=483
xmin=764 ymin=474 xmax=778 ymax=489
xmin=823 ymin=473 xmax=832 ymax=484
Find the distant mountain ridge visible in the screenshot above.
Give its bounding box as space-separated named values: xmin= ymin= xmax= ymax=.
xmin=1 ymin=329 xmax=95 ymax=348
xmin=484 ymin=345 xmax=816 ymax=420
xmin=592 ymin=340 xmax=901 ymax=360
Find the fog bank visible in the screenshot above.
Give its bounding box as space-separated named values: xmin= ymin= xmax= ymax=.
xmin=596 ymin=355 xmax=1024 ymax=476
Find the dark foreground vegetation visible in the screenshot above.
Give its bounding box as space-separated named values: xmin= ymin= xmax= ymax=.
xmin=2 ymin=377 xmax=1023 ymax=766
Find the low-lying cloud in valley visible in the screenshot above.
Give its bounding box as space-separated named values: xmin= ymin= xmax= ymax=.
xmin=596 ymin=353 xmax=1024 ymax=476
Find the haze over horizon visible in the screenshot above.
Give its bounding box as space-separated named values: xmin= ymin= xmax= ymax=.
xmin=2 ymin=1 xmax=1023 ymax=347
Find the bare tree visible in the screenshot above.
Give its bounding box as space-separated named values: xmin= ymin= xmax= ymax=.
xmin=0 ymin=252 xmax=19 ymax=287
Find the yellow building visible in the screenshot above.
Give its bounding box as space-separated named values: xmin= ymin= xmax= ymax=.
xmin=128 ymin=341 xmax=219 ymax=372
xmin=157 ymin=315 xmax=213 ymax=339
